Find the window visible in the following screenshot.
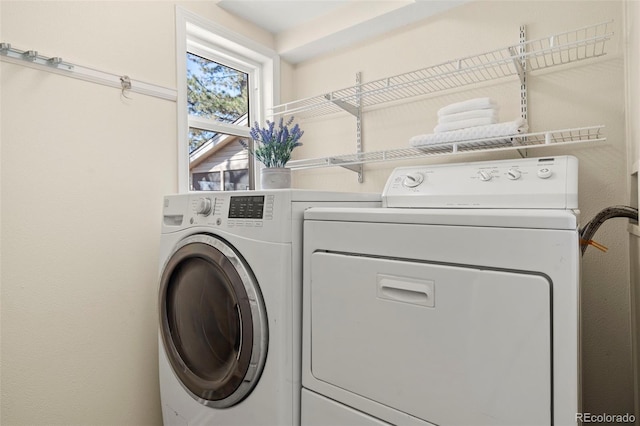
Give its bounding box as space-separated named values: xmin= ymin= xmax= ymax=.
xmin=187 ymin=53 xmax=249 ymax=127
xmin=176 ymin=7 xmax=279 ymax=192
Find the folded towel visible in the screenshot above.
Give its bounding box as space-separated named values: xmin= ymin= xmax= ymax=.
xmin=438 ymin=108 xmax=499 ymax=124
xmin=409 ymin=118 xmax=528 ymax=147
xmin=437 ymin=97 xmax=497 ymax=117
xmin=434 ymin=116 xmax=498 ymax=133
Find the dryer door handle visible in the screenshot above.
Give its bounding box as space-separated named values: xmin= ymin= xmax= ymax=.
xmin=376 ymin=275 xmax=435 ymax=308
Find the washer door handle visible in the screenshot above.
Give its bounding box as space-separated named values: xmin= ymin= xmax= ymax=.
xmin=234 ymin=303 xmax=242 ymax=356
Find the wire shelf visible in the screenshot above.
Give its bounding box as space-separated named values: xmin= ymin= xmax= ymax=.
xmin=271 ymin=21 xmax=611 ymax=119
xmin=286 ymin=126 xmax=606 ymax=170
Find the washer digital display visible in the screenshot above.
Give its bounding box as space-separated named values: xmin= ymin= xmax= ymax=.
xmin=229 ymin=196 xmax=265 ymax=219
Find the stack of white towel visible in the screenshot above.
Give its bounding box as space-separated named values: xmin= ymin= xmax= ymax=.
xmin=409 ymin=97 xmax=528 ymax=147
xmin=435 ymin=97 xmax=499 ymax=133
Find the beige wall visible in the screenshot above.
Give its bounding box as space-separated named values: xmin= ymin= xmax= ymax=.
xmin=0 ymin=1 xmax=272 ymax=425
xmin=290 ymin=0 xmax=634 ymax=417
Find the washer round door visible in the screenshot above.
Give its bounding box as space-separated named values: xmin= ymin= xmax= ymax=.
xmin=159 ymin=234 xmax=268 ymax=408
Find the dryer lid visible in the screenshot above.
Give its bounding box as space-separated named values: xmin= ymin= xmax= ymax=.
xmin=304 ymin=207 xmax=578 ymax=230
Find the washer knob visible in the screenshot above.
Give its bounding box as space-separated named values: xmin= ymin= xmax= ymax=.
xmin=478 ymin=170 xmax=493 ymax=181
xmin=537 ymin=168 xmax=553 ymax=179
xmin=507 ymin=168 xmax=522 ymax=180
xmin=196 ymin=197 xmax=212 ymax=215
xmin=403 ymin=173 xmax=424 ymax=188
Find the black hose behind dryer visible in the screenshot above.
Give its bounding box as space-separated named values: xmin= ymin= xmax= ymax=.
xmin=579 ymin=205 xmax=639 ymax=255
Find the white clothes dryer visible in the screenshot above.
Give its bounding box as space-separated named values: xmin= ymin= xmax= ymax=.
xmin=157 ymin=190 xmax=380 ymax=426
xmin=302 ymin=156 xmax=581 ymax=426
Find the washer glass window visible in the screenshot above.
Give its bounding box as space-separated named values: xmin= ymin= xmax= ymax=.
xmin=159 ymin=235 xmax=267 ymax=407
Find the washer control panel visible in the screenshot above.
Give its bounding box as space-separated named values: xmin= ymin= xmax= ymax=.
xmin=384 ymin=156 xmax=578 ymax=209
xmin=187 ymin=194 xmax=275 ymax=227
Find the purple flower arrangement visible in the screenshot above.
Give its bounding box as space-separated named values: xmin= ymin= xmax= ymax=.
xmin=241 ymin=116 xmax=304 ymax=168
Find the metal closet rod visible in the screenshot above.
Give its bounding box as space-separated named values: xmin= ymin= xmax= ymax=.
xmin=0 ymin=42 xmax=177 ymax=102
xmin=0 ymin=42 xmax=74 ymax=70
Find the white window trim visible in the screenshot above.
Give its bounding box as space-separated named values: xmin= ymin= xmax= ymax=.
xmin=175 ymin=6 xmax=280 ymax=192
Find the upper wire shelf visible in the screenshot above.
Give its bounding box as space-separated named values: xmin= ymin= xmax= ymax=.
xmin=271 ymin=21 xmax=612 ymax=119
xmin=285 ymin=126 xmax=606 ymax=170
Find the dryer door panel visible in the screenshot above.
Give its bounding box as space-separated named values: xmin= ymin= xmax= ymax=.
xmin=309 ymin=252 xmax=551 ymax=426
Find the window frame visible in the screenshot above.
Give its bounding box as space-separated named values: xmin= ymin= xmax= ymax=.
xmin=176 ymin=7 xmax=279 ymax=193
xmin=186 ymin=44 xmax=253 ymax=133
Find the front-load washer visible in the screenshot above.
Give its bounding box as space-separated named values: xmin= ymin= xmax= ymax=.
xmin=157 ymin=190 xmax=380 ymax=426
xmin=302 ymin=156 xmax=581 ymax=426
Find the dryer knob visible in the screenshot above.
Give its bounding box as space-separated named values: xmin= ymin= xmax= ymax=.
xmin=478 ymin=170 xmax=493 ymax=181
xmin=506 ymin=168 xmax=522 ymax=180
xmin=196 ymin=197 xmax=212 ymax=215
xmin=403 ymin=173 xmax=424 ymax=188
xmin=537 ymin=168 xmax=553 ymax=179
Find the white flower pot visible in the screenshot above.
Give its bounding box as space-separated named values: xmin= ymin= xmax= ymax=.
xmin=260 ymin=167 xmax=291 ymax=189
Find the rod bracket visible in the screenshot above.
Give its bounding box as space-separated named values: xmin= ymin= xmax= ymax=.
xmin=22 ymin=50 xmax=38 ymax=61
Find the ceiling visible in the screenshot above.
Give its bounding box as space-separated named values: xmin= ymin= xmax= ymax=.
xmin=216 ymin=0 xmax=469 ymax=63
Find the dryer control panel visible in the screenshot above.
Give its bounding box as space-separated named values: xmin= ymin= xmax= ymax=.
xmin=383 ymin=156 xmax=578 ymax=209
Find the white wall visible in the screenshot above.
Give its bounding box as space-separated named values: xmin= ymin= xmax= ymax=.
xmin=289 ymin=0 xmax=634 ymax=416
xmin=0 ymin=1 xmax=273 ymax=425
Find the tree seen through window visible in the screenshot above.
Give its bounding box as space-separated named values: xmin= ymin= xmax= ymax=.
xmin=187 ymin=53 xmax=249 ymax=153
